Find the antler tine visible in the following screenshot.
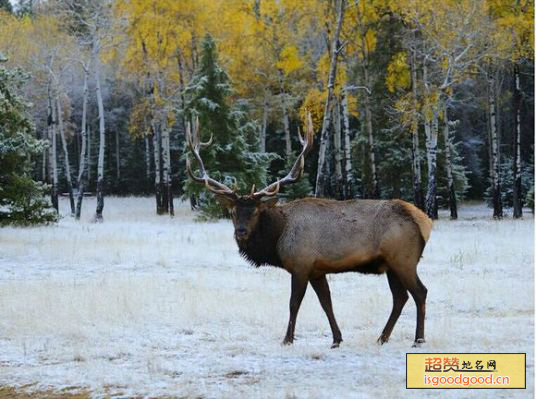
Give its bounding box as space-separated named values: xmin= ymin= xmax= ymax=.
xmin=252 ymin=112 xmax=314 ymax=199
xmin=193 ymin=115 xmax=213 ymax=148
xmin=200 ymin=134 xmax=213 ymax=147
xmin=253 ymin=180 xmax=280 ymax=198
xmin=297 ymin=126 xmax=304 ymax=146
xmin=186 ymin=118 xmax=237 ymax=198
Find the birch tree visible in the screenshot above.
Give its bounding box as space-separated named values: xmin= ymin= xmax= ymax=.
xmin=47 ymin=84 xmax=58 ymax=212
xmin=94 ymin=48 xmax=106 ymax=222
xmin=395 ymin=0 xmax=497 ymax=218
xmin=423 ymin=66 xmax=439 ymax=218
xmin=489 ymin=0 xmax=534 ymax=218
xmin=442 ymin=100 xmax=457 ymax=219
xmin=487 ymin=68 xmax=503 ymax=218
xmin=410 ymin=48 xmax=424 ymax=210
xmin=512 ymin=63 xmax=523 ymax=218
xmin=59 ymin=0 xmax=113 ymax=222
xmin=75 ymin=61 xmax=89 ymax=220
xmin=340 ymin=88 xmax=354 ymax=198
xmin=56 ymin=96 xmax=75 ymax=215
xmin=344 ymin=0 xmax=388 ymax=199
xmin=315 ymin=0 xmax=345 ymax=197
xmin=333 ymin=98 xmax=344 ymax=199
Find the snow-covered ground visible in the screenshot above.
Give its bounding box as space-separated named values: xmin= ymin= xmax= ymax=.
xmin=0 ymin=197 xmax=533 ymax=398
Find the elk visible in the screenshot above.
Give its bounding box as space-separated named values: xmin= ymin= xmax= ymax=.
xmin=186 ymin=115 xmax=432 ymax=348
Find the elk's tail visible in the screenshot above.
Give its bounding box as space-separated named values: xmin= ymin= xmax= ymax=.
xmin=396 ymin=200 xmax=433 ymax=243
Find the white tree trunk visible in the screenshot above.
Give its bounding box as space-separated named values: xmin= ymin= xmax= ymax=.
xmin=363 ymin=69 xmax=378 ymax=199
xmin=333 ymin=98 xmax=344 ymax=199
xmin=315 ymin=0 xmax=345 ymax=197
xmin=489 ymin=73 xmax=502 ymax=218
xmin=443 ymin=101 xmax=457 ymax=219
xmin=76 ymin=67 xmax=89 ymax=220
xmin=152 ymin=122 xmax=163 ymax=214
xmin=410 ymin=48 xmax=423 ymax=209
xmin=145 ymin=135 xmax=151 ymax=180
xmin=48 ymin=88 xmax=58 ymax=212
xmin=423 ymin=60 xmax=438 ymax=219
xmin=341 ymin=89 xmax=353 ymax=198
xmin=283 ymin=101 xmax=292 ymax=157
xmin=512 ymin=64 xmax=522 ymax=218
xmin=260 ymin=91 xmax=269 ymax=152
xmin=94 ymin=55 xmax=106 ymax=222
xmin=161 ymin=111 xmax=173 ymax=216
xmin=56 ymin=97 xmax=75 ymax=215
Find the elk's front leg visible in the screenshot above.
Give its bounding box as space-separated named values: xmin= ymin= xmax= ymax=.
xmin=282 ymin=274 xmax=308 ymax=345
xmin=310 ymin=275 xmax=343 ymax=348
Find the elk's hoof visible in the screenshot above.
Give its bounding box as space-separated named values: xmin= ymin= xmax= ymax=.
xmin=377 ymin=336 xmax=388 ymax=345
xmin=282 ymin=338 xmax=293 ymax=346
xmin=412 ymin=338 xmax=425 ymax=348
xmin=330 ymin=337 xmax=342 ymax=349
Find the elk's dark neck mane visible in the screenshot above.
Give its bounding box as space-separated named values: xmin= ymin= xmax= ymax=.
xmin=237 ymin=207 xmax=286 ymax=268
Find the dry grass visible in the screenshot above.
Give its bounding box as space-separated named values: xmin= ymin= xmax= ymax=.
xmin=0 ymin=386 xmax=90 ymax=399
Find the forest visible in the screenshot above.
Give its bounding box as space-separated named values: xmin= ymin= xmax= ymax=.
xmin=0 ymin=0 xmax=534 ymax=223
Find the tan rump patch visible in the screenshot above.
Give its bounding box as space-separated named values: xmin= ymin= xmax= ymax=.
xmin=395 ymin=200 xmax=433 ymax=242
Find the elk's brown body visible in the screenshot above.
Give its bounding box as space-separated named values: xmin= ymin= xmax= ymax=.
xmin=239 ymin=198 xmax=431 ymax=276
xmin=186 ymin=115 xmax=432 ymax=348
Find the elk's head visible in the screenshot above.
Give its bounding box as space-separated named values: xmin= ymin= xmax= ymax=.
xmin=186 ymin=115 xmax=314 ymax=242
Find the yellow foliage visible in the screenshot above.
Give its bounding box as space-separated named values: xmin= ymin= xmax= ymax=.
xmin=214 ymin=0 xmax=315 ymax=99
xmin=299 ymin=88 xmax=327 ymax=133
xmin=394 ymin=93 xmax=415 ymax=127
xmin=0 ymin=12 xmax=76 ymax=89
xmin=364 ymin=29 xmax=377 ymax=54
xmin=488 ymin=0 xmax=534 ymax=60
xmin=385 ymin=52 xmax=410 ymax=93
xmin=422 ymin=90 xmax=440 ymax=122
xmin=276 ymin=45 xmax=304 ymax=76
xmin=345 ymin=93 xmax=360 ymax=119
xmin=128 ymin=100 xmax=152 ymax=139
xmin=344 ymin=0 xmax=386 ymax=56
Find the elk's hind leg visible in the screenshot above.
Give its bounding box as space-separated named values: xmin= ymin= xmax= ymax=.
xmin=310 ymin=275 xmax=343 ymax=348
xmin=282 ymin=273 xmax=308 ymax=345
xmin=378 ymin=270 xmax=409 ymax=344
xmin=392 ymin=270 xmax=428 ymax=347
xmin=411 ymin=275 xmax=428 ymax=347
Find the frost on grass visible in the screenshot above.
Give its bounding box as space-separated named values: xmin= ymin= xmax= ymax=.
xmin=0 ymin=197 xmax=533 ymax=398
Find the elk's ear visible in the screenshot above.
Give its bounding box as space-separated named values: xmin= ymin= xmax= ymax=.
xmin=216 ymin=195 xmax=235 ymax=209
xmin=260 ymin=197 xmax=279 ymax=209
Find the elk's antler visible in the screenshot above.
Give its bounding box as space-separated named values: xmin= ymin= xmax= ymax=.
xmin=186 ymin=117 xmax=237 ymax=199
xmin=252 ymin=113 xmax=314 ymax=199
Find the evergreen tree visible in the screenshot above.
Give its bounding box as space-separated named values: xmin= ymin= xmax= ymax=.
xmin=0 ymin=56 xmax=56 ymax=225
xmin=0 ymin=0 xmax=12 ymax=13
xmin=182 ymin=35 xmax=275 ymax=219
xmin=484 ymin=155 xmax=534 ymax=210
xmin=16 ymin=0 xmax=33 ymax=16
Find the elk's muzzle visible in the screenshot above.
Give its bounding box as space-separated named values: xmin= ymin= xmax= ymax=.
xmin=235 ymin=228 xmax=248 ymax=240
